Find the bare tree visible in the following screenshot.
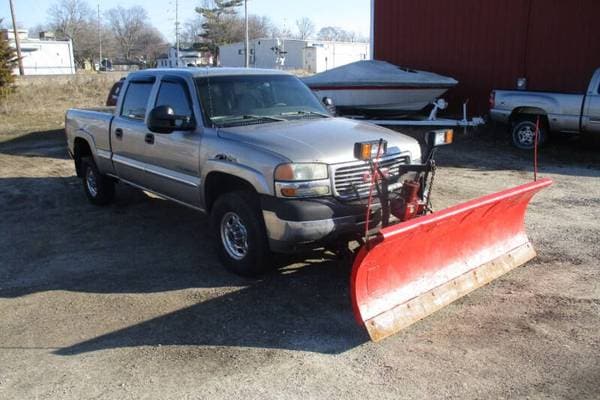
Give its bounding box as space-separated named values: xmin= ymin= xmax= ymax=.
xmin=295 ymin=17 xmax=315 ymax=40
xmin=48 ymin=0 xmax=97 ymax=65
xmin=106 ymin=6 xmax=149 ymax=61
xmin=230 ymin=14 xmax=272 ymax=42
xmin=316 ymin=26 xmax=366 ymax=42
xmin=136 ymin=26 xmax=169 ymax=64
xmin=181 ymin=16 xmax=204 ymax=47
xmin=48 ymin=0 xmax=93 ymax=38
xmin=271 ymin=24 xmax=293 ymax=39
xmin=28 ymin=24 xmax=49 ymax=38
xmin=317 ymin=26 xmax=346 ymax=41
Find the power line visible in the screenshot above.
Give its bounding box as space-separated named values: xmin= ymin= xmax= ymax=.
xmin=175 ymin=0 xmax=180 ymax=67
xmin=244 ymin=0 xmax=249 ymax=68
xmin=8 ymin=0 xmax=24 ymax=75
xmin=97 ymin=1 xmax=102 ymax=71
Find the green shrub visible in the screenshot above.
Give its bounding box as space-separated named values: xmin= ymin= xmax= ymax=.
xmin=0 ymin=27 xmax=17 ymax=100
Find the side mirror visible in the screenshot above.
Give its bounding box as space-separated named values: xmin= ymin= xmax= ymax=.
xmin=322 ymin=96 xmax=336 ymax=115
xmin=148 ymin=105 xmax=177 ymax=134
xmin=147 ymin=105 xmax=195 ymax=134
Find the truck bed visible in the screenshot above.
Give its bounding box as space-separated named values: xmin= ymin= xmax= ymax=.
xmin=65 ymin=107 xmax=115 ymax=174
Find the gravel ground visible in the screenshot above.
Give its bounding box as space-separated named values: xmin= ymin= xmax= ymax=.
xmin=0 ymin=127 xmax=598 ymax=399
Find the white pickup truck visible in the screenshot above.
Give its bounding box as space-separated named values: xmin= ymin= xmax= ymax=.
xmin=490 ymin=68 xmax=600 ymax=149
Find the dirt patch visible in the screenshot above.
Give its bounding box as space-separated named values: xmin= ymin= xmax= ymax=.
xmin=0 ymin=127 xmax=598 ymax=399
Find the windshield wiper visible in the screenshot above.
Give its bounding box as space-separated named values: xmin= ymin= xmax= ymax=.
xmin=243 ymin=114 xmax=286 ymax=122
xmin=279 ymin=110 xmax=330 ymax=118
xmin=213 ymin=114 xmax=285 ymax=127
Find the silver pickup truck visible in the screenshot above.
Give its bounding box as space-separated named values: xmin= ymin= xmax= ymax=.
xmin=65 ymin=68 xmax=426 ymax=276
xmin=490 ymin=68 xmax=600 ymax=149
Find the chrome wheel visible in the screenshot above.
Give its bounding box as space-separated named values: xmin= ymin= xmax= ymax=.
xmin=517 ymin=125 xmax=535 ymax=147
xmin=85 ymin=167 xmax=98 ymax=198
xmin=220 ymin=211 xmax=248 ymax=260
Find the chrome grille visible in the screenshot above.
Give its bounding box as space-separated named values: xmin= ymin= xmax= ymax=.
xmin=332 ymin=154 xmax=410 ymax=200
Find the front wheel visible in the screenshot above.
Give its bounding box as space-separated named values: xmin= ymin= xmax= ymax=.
xmin=511 ymin=119 xmax=547 ymax=150
xmin=210 ymin=191 xmax=272 ymax=277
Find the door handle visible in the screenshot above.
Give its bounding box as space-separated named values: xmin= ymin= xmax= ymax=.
xmin=145 ymin=133 xmax=155 ymax=144
xmin=114 ymin=128 xmax=123 ymax=138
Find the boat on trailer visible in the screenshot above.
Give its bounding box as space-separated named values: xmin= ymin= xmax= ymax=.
xmin=303 ymin=60 xmax=458 ymax=117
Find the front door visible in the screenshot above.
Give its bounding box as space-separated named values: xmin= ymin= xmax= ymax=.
xmin=143 ymin=76 xmax=202 ymax=207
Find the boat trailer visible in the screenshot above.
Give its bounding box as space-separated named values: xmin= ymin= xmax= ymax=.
xmin=348 ymin=99 xmax=485 ymax=129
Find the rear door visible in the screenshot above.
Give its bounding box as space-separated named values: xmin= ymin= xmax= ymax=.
xmin=110 ymin=76 xmax=157 ymax=187
xmin=582 ymin=77 xmax=600 ymax=133
xmin=143 ymin=76 xmax=202 ymax=207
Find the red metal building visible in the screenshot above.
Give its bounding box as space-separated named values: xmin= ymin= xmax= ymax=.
xmin=371 ymin=0 xmax=600 ymax=114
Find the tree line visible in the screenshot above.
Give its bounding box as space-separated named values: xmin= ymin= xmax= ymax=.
xmin=4 ymin=0 xmax=369 ymax=69
xmin=26 ymin=0 xmax=167 ymax=67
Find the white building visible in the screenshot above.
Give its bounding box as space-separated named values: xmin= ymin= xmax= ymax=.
xmin=156 ymin=47 xmax=213 ymax=68
xmin=219 ymin=38 xmax=370 ymax=73
xmin=1 ymin=29 xmax=75 ymax=75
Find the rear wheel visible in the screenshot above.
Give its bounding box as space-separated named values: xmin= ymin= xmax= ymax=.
xmin=81 ymin=156 xmax=115 ymax=205
xmin=511 ymin=118 xmax=547 ymax=150
xmin=210 ymin=191 xmax=272 ymax=277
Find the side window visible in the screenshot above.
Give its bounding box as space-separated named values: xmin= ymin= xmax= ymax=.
xmin=121 ymin=81 xmax=154 ymax=120
xmin=155 ymin=80 xmax=193 ymax=117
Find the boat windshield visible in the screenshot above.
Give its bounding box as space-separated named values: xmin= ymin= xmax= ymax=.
xmin=195 ymin=74 xmax=330 ymax=127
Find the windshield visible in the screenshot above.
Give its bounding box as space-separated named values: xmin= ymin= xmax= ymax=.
xmin=195 ymin=74 xmax=330 ymax=127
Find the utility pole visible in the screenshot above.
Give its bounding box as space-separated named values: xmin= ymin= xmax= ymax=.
xmin=97 ymin=1 xmax=102 ymax=71
xmin=175 ymin=0 xmax=180 ymax=67
xmin=8 ymin=0 xmax=24 ymax=75
xmin=244 ymin=0 xmax=249 ymax=68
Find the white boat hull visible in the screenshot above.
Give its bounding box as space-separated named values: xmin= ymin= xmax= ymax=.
xmin=311 ymin=86 xmax=451 ymax=114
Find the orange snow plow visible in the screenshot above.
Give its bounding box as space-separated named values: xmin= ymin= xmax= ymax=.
xmin=348 ymin=132 xmax=551 ymax=341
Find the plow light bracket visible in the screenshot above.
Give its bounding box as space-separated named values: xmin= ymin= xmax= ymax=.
xmin=354 ymin=140 xmax=388 ymax=161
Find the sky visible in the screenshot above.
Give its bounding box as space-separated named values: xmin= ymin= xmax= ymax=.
xmin=0 ymin=0 xmax=371 ymax=43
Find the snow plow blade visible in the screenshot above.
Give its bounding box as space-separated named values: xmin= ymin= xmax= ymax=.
xmin=351 ymin=178 xmax=552 ymax=342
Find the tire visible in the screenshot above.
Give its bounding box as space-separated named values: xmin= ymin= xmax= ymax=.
xmin=210 ymin=191 xmax=272 ymax=277
xmin=511 ymin=118 xmax=548 ymax=150
xmin=81 ymin=156 xmax=115 ymax=206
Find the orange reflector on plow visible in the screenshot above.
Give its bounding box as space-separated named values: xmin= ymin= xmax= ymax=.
xmin=351 ymin=178 xmax=552 ymax=342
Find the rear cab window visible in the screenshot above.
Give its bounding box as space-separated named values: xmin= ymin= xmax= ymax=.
xmin=120 ymin=78 xmax=155 ymax=120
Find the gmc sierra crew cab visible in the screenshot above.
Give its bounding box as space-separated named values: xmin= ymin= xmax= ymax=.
xmin=490 ymin=67 xmax=600 ymax=149
xmin=65 ymin=68 xmax=424 ymax=276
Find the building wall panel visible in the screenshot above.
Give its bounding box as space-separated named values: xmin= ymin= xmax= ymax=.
xmin=374 ymin=0 xmax=600 ymax=113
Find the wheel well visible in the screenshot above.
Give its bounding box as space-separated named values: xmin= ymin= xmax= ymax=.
xmin=204 ymin=172 xmax=257 ymax=212
xmin=73 ymin=138 xmax=93 ymax=177
xmin=509 ymin=107 xmax=549 ymax=126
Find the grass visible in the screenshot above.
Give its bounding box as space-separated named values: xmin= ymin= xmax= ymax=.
xmin=0 ymin=73 xmax=125 ymax=141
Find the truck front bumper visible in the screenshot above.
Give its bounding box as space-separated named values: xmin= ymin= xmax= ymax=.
xmin=260 ymin=195 xmax=378 ymax=253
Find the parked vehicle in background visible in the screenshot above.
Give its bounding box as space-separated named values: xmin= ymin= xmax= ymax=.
xmin=490 ymin=68 xmax=600 ymax=149
xmin=105 ymin=77 xmax=125 ymax=107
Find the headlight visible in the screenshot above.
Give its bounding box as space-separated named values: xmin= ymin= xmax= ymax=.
xmin=274 ymin=163 xmax=328 ymax=181
xmin=274 ymin=163 xmax=330 ymax=198
xmin=275 ymin=180 xmax=330 ymax=198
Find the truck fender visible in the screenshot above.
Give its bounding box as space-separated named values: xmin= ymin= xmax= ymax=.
xmin=201 ymin=159 xmax=272 ymax=204
xmin=71 ymin=131 xmax=104 ymax=177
